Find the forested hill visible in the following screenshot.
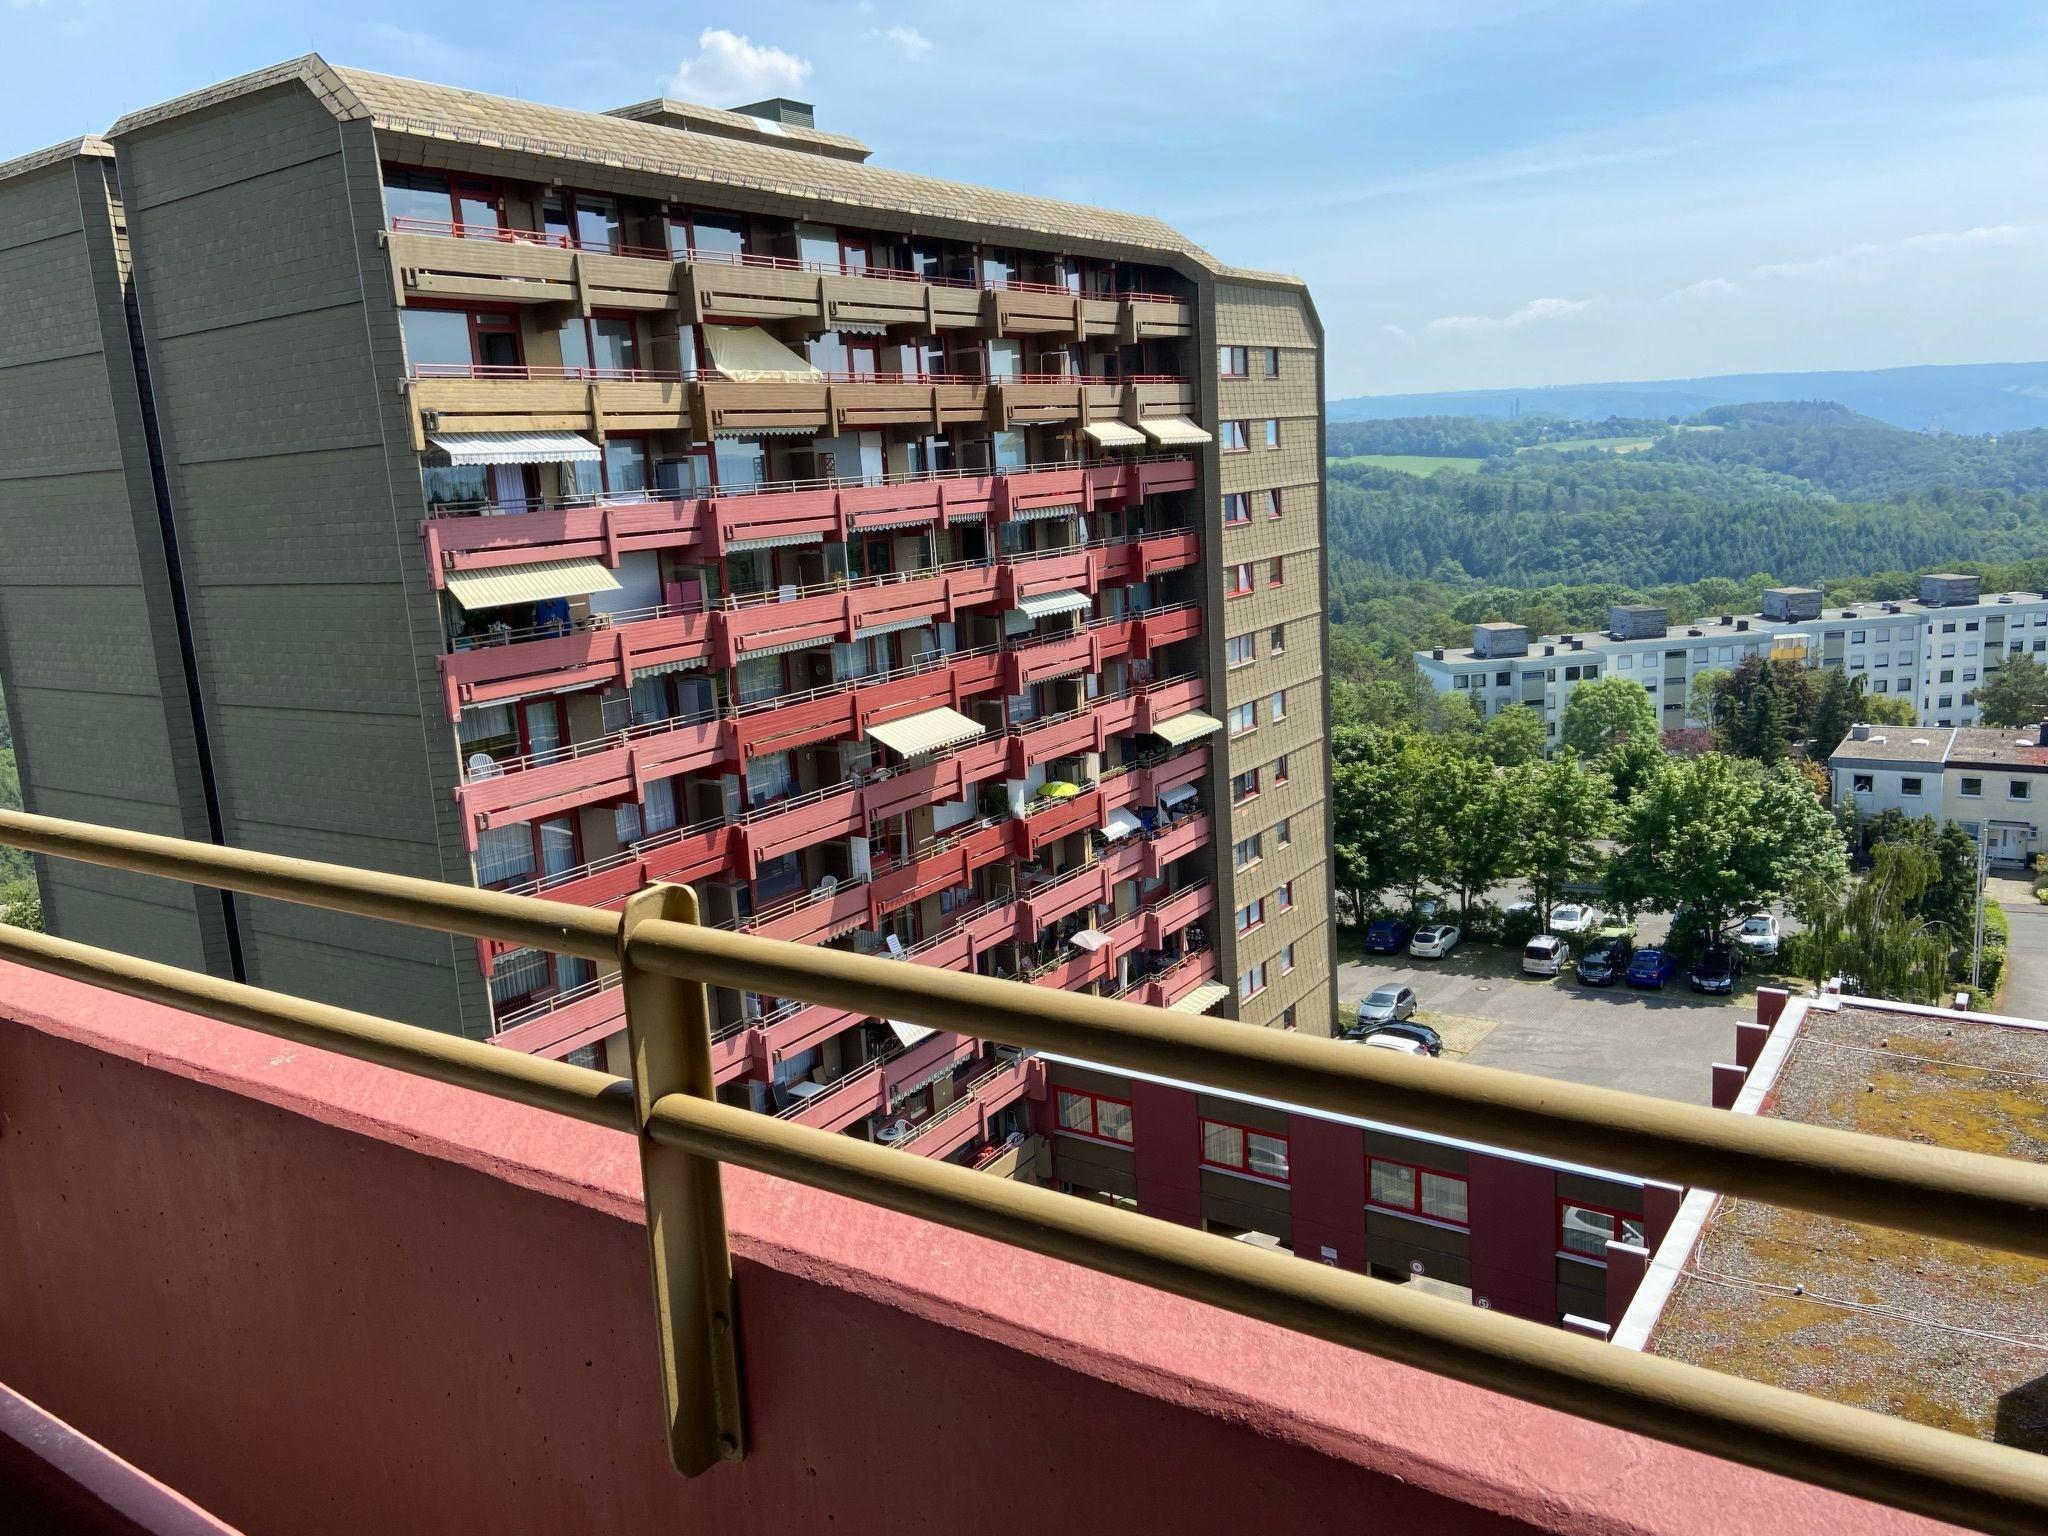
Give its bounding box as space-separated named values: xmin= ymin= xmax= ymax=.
xmin=1326 ymin=411 xmax=2048 ymax=589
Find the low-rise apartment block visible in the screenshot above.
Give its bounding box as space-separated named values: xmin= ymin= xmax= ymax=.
xmin=1828 ymin=721 xmax=2048 ymax=866
xmin=0 ymin=57 xmax=1331 ymax=1165
xmin=1416 ymin=573 xmax=2048 ymax=741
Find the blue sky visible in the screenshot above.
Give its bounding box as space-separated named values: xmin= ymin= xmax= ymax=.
xmin=7 ymin=1 xmax=2048 ymax=399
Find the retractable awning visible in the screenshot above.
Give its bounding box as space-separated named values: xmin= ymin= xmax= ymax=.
xmin=855 ymin=510 xmax=936 ymax=531
xmin=1101 ymin=808 xmax=1143 ymax=842
xmin=737 ymin=634 xmax=829 ymax=658
xmin=866 ymin=705 xmax=985 ymax=758
xmin=429 ymin=431 xmax=600 ymax=466
xmin=1169 ymin=981 xmax=1230 ymax=1015
xmin=1012 ymin=501 xmax=1080 ymax=523
xmin=854 ymin=616 xmax=928 ymax=641
xmin=888 ymin=1019 xmax=937 ymax=1048
xmin=1159 ymin=783 xmax=1200 ymax=812
xmin=727 ymin=531 xmax=823 ymax=553
xmin=630 ymin=658 xmax=705 ymax=680
xmin=701 ymin=324 xmax=823 ymax=383
xmin=1138 ymin=416 xmax=1213 ymax=447
xmin=1150 ymin=710 xmax=1222 ymax=747
xmin=1015 ymin=588 xmax=1090 ymax=620
xmin=444 ymin=557 xmax=622 ymax=612
xmin=1068 ymin=928 xmax=1113 ymax=953
xmin=1083 ymin=420 xmax=1147 ymax=449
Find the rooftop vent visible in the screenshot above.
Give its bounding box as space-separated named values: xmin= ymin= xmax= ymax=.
xmin=1687 ymin=627 xmax=1703 ymax=637
xmin=1720 ymin=614 xmax=1735 ymax=625
xmin=1910 ymin=737 xmax=1931 ymax=747
xmin=1430 ymin=648 xmax=1444 ymax=660
xmin=731 ymin=96 xmax=817 ymax=128
xmin=1736 ymin=619 xmax=1750 ymax=632
xmin=1851 ymin=724 xmax=1871 ymax=741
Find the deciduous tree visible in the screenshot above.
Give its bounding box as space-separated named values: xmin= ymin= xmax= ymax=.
xmin=1560 ymin=676 xmax=1659 ymax=757
xmin=1975 ymin=653 xmax=2048 ymax=729
xmin=1513 ymin=751 xmax=1615 ymax=925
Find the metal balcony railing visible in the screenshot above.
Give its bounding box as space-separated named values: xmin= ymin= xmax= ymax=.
xmin=0 ymin=806 xmax=2042 ymax=1534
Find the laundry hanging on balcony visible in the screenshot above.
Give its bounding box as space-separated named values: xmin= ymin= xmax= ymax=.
xmin=428 ymin=431 xmax=601 ymax=466
xmin=701 ymin=324 xmax=824 ymax=383
xmin=444 ymin=557 xmax=622 ymax=612
xmin=1137 ymin=416 xmax=1213 ymax=446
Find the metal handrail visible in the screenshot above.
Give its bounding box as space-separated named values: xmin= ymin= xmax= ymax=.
xmin=1 ymin=805 xmax=2044 ymax=1533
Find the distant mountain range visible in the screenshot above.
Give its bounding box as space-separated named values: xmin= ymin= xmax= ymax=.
xmin=1330 ymin=361 xmax=2048 ymax=435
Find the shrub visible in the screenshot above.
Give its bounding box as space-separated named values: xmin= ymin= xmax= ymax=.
xmin=1972 ymin=899 xmax=2010 ymax=1001
xmin=1499 ymin=907 xmax=1542 ymax=948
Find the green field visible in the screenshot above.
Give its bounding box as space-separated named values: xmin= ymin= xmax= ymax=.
xmin=1329 ymin=453 xmax=1485 ymax=476
xmin=1516 ymin=435 xmax=1658 ymax=455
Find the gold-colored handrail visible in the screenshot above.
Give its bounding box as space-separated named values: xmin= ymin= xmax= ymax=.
xmin=0 ymin=807 xmax=2044 ymax=1534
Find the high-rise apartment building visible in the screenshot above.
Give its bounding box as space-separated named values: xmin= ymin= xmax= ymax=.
xmin=0 ymin=58 xmax=1330 ymax=1154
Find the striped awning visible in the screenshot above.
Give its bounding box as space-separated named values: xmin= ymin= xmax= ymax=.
xmin=1083 ymin=420 xmax=1147 ymax=448
xmin=630 ymin=658 xmax=705 ymax=680
xmin=701 ymin=324 xmax=822 ymax=383
xmin=855 ymin=510 xmax=936 ymax=531
xmin=1015 ymin=588 xmax=1090 ymax=620
xmin=1150 ymin=710 xmax=1222 ymax=747
xmin=867 ymin=705 xmax=985 ymax=758
xmin=1169 ymin=981 xmax=1230 ymax=1015
xmin=715 ymin=425 xmax=817 ymax=438
xmin=429 ymin=431 xmax=599 ymax=466
xmin=1068 ymin=928 xmax=1113 ymax=953
xmin=1139 ymin=416 xmax=1213 ymax=446
xmin=444 ymin=557 xmax=622 ymax=612
xmin=888 ymin=1019 xmax=937 ymax=1047
xmin=1013 ymin=501 xmax=1080 ymax=523
xmin=737 ymin=634 xmax=829 ymax=659
xmin=727 ymin=531 xmax=823 ymax=553
xmin=1101 ymin=808 xmax=1143 ymax=842
xmin=854 ymin=616 xmax=928 ymax=641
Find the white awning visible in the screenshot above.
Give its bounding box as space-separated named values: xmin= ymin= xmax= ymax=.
xmin=1151 ymin=710 xmax=1222 ymax=747
xmin=1159 ymin=783 xmax=1200 ymax=812
xmin=701 ymin=324 xmax=822 ymax=383
xmin=727 ymin=531 xmax=823 ymax=553
xmin=945 ymin=508 xmax=987 ymax=522
xmin=444 ymin=557 xmax=622 ymax=612
xmin=715 ymin=425 xmax=818 ymax=438
xmin=855 ymin=510 xmax=936 ymax=531
xmin=1015 ymin=588 xmax=1091 ymax=620
xmin=1138 ymin=416 xmax=1213 ymax=446
xmin=1069 ymin=928 xmax=1113 ymax=953
xmin=630 ymin=658 xmax=705 ymax=680
xmin=1101 ymin=808 xmax=1143 ymax=842
xmin=429 ymin=431 xmax=600 ymax=467
xmin=737 ymin=634 xmax=829 ymax=658
xmin=854 ymin=616 xmax=928 ymax=641
xmin=1013 ymin=501 xmax=1080 ymax=523
xmin=888 ymin=1019 xmax=937 ymax=1048
xmin=1169 ymin=981 xmax=1230 ymax=1015
xmin=1083 ymin=420 xmax=1148 ymax=448
xmin=867 ymin=705 xmax=985 ymax=758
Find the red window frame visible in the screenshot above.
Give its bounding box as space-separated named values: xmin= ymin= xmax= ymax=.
xmin=1260 ymin=347 xmax=1280 ymax=378
xmin=1222 ymin=493 xmax=1251 ymax=526
xmin=1269 ymin=556 xmax=1285 ymax=588
xmin=1261 ymin=489 xmax=1283 ymax=520
xmin=1227 ymin=563 xmax=1254 ymax=598
xmin=1557 ymin=1198 xmax=1646 ymax=1262
xmin=1273 ymin=756 xmax=1290 ymax=786
xmin=1368 ymin=1156 xmax=1470 ymax=1227
xmin=382 ymin=163 xmax=506 ymax=237
xmin=1230 ymin=768 xmax=1260 ymax=806
xmin=1199 ymin=1116 xmax=1289 ymax=1182
xmin=542 ymin=186 xmax=628 ymax=254
xmin=1235 ymin=897 xmax=1263 ymax=936
xmin=1218 ymin=345 xmax=1249 ymax=379
xmin=478 ymin=812 xmax=582 ymax=894
xmin=1275 ymin=878 xmax=1294 ymax=911
xmin=1054 ymin=1087 xmax=1134 ymax=1144
xmin=1237 ymin=962 xmax=1268 ymax=1003
xmin=1220 ymin=420 xmax=1250 ymax=453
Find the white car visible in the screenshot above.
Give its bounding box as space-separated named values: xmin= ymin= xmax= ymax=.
xmin=1549 ymin=904 xmax=1599 ymax=936
xmin=1736 ymin=913 xmax=1780 ymax=957
xmin=1363 ymin=1033 xmax=1430 ymax=1056
xmin=1409 ymin=924 xmax=1462 ymax=959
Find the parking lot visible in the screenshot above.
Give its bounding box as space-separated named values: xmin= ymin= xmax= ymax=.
xmin=1336 ymin=910 xmax=1757 ymax=1106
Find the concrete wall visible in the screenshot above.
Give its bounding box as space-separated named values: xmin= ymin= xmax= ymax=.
xmin=110 ymin=85 xmax=485 ymax=1032
xmin=0 ymin=147 xmax=230 ymax=971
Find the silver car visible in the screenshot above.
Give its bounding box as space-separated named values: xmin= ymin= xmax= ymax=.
xmin=1357 ymin=984 xmax=1418 ymax=1026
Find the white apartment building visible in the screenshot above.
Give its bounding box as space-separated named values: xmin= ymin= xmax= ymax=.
xmin=1828 ymin=722 xmax=2048 ymax=867
xmin=1414 ymin=575 xmax=2048 ymax=744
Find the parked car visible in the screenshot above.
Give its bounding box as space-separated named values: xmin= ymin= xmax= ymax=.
xmin=1626 ymin=947 xmax=1679 ymax=989
xmin=1355 ymin=984 xmax=1419 ymax=1026
xmin=1689 ymin=946 xmax=1742 ymax=995
xmin=1735 ymin=913 xmax=1780 ymax=958
xmin=1362 ymin=918 xmax=1414 ymax=955
xmin=1549 ymin=903 xmax=1599 ymax=936
xmin=1408 ymin=924 xmax=1462 ymax=959
xmin=1412 ymin=897 xmax=1444 ymax=922
xmin=1521 ymin=934 xmax=1571 ymax=977
xmin=1348 ymin=1021 xmax=1445 ymax=1057
xmin=1575 ymin=934 xmax=1634 ymax=986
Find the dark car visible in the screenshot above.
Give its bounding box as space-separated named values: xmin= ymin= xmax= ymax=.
xmin=1363 ymin=918 xmax=1413 ymax=955
xmin=1689 ymin=946 xmax=1742 ymax=995
xmin=1625 ymin=947 xmax=1678 ymax=989
xmin=1343 ymin=1019 xmax=1444 ymax=1056
xmin=1575 ymin=934 xmax=1634 ymax=986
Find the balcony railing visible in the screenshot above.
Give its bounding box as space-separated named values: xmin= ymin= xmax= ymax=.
xmin=410 ymin=361 xmax=1186 ymax=389
xmin=3 ymin=808 xmax=2037 ymax=1533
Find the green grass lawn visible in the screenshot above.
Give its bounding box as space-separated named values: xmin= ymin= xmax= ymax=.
xmin=1329 ymin=453 xmax=1485 ymax=476
xmin=1516 ymin=435 xmax=1658 ymax=455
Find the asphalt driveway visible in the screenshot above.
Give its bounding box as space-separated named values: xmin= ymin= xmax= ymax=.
xmin=1988 ymin=874 xmax=2048 ymax=1018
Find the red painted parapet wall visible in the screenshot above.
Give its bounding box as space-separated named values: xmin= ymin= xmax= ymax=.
xmin=0 ymin=965 xmax=1949 ymax=1536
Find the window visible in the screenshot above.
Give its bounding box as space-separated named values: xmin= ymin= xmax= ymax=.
xmin=1056 ymin=1088 xmax=1133 ymax=1144
xmin=1231 ymin=768 xmax=1261 ymax=805
xmin=1559 ymin=1202 xmax=1646 ymax=1261
xmin=1259 ymin=488 xmax=1282 ymax=520
xmin=1276 ymin=879 xmax=1295 ymax=911
xmin=400 ymin=305 xmax=522 ymax=374
xmin=1201 ymin=1118 xmax=1289 ymax=1181
xmin=475 ymin=823 xmax=538 ymax=887
xmin=1370 ymin=1159 xmax=1470 ymax=1226
xmin=1223 ymin=493 xmax=1251 ymax=526
xmin=542 ymin=189 xmax=623 ymax=253
xmin=1959 ymin=777 xmax=1983 ymax=798
xmin=1260 ymin=346 xmax=1280 ymax=378
xmin=1281 ymin=1004 xmax=1297 ymax=1030
xmin=1238 ymin=962 xmax=1268 ymax=1000
xmin=382 ymin=164 xmax=502 ymax=236
xmin=1219 ymin=345 xmax=1249 ymax=378
xmin=668 ymin=208 xmax=748 ymax=262
xmin=1273 ymin=755 xmax=1290 ymax=785
xmin=1281 ymin=943 xmax=1296 ymax=974
xmin=1269 ymin=556 xmax=1285 ymax=587
xmin=1275 ymin=818 xmax=1293 ymax=847
xmin=1227 ymin=563 xmax=1254 ymax=598
xmin=1901 ymin=776 xmax=1923 ymax=796
xmin=1220 ymin=420 xmax=1250 ymax=453
xmin=2013 ymin=779 xmax=2034 ymax=801
xmin=1270 ymin=624 xmax=1287 ymax=654
xmin=1225 ymin=634 xmax=1256 ymax=668
xmin=1263 ymin=419 xmax=1280 ymax=450
xmin=1235 ymin=898 xmax=1264 ymax=935
xmin=1228 ymin=701 xmax=1259 ymax=737
xmin=1269 ymin=689 xmax=1287 ymax=721
xmin=1233 ymin=834 xmax=1263 ymax=870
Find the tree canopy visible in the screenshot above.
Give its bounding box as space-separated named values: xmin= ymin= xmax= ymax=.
xmin=1559 ymin=676 xmax=1659 ymax=757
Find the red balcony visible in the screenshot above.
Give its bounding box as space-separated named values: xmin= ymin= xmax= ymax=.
xmin=1143 ymin=881 xmax=1216 ymax=948
xmin=1144 ymin=814 xmax=1210 ymax=881
xmin=891 ymin=1055 xmax=1040 ymax=1162
xmin=777 ymin=1029 xmax=981 ymax=1134
xmin=440 ymin=607 xmax=716 ymax=716
xmin=458 ymin=715 xmax=727 ymax=836
xmin=487 ymin=975 xmax=625 ymax=1060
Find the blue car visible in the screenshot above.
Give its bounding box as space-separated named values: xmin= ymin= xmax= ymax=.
xmin=1363 ymin=918 xmax=1413 ymax=955
xmin=1626 ymin=947 xmax=1678 ymax=989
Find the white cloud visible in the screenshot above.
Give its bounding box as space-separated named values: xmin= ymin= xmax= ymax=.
xmin=1663 ymin=276 xmax=1737 ymax=302
xmin=1756 ymin=223 xmax=2044 ymax=280
xmin=874 ymin=25 xmax=934 ymax=60
xmin=671 ymin=28 xmax=812 ymax=105
xmin=1422 ymin=297 xmax=1592 ymax=334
